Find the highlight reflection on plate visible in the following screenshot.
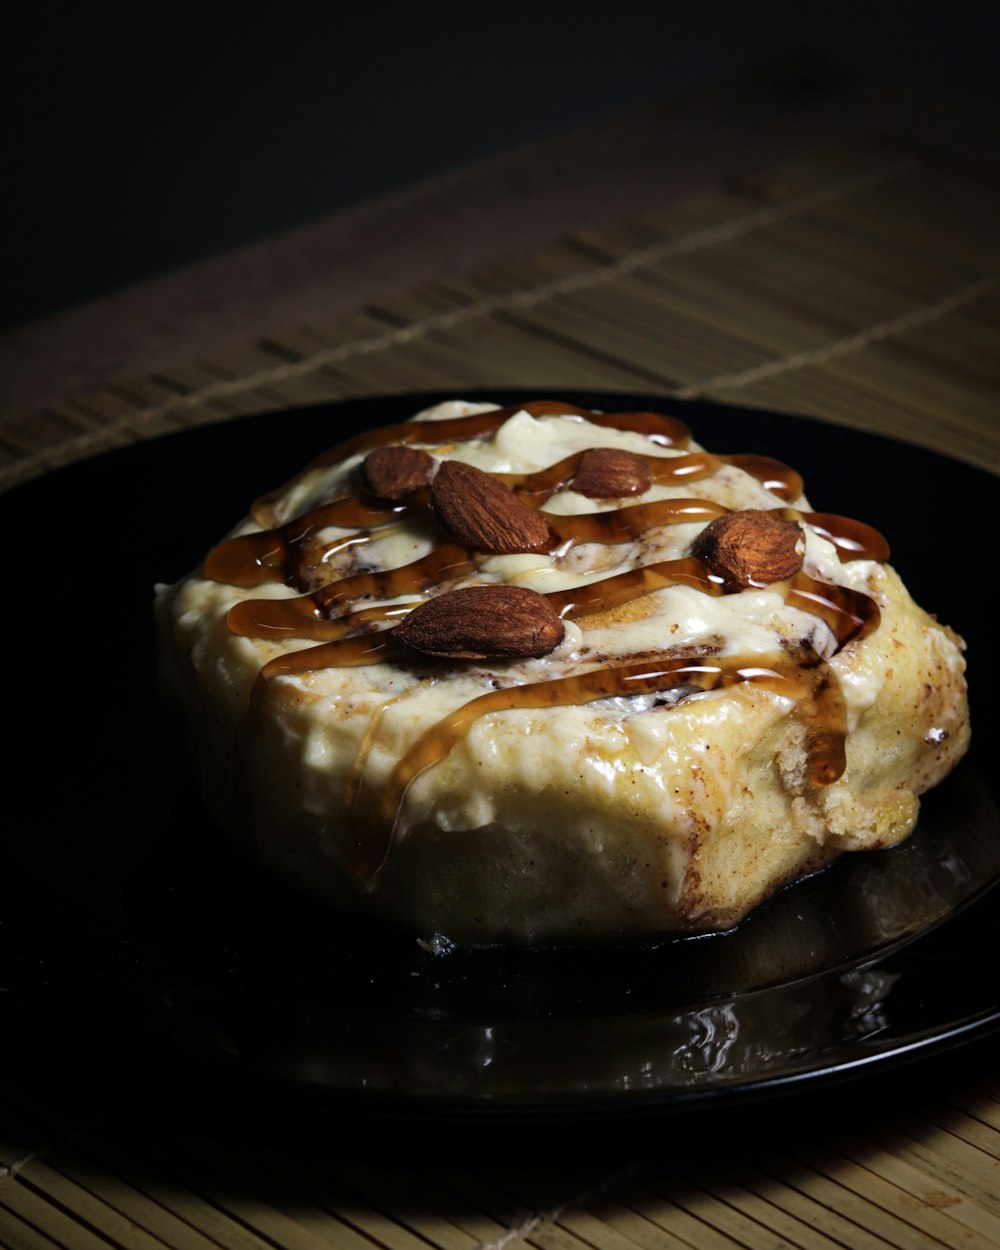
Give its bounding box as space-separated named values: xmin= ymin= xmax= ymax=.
xmin=2 ymin=391 xmax=998 ymax=1116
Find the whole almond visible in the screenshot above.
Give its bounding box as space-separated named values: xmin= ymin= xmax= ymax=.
xmin=693 ymin=509 xmax=803 ymax=590
xmin=363 ymin=445 xmax=435 ymax=499
xmin=395 ymin=585 xmax=565 ymax=659
xmin=573 ymin=448 xmax=652 ymax=498
xmin=431 ymin=460 xmax=553 ymax=554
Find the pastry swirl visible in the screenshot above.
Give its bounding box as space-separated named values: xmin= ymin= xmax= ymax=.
xmin=155 ymin=399 xmax=970 ymax=943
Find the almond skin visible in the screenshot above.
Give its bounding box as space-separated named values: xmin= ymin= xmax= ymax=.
xmin=395 ymin=585 xmax=565 ymax=659
xmin=363 ymin=445 xmax=435 ymax=499
xmin=573 ymin=448 xmax=652 ymax=498
xmin=693 ymin=509 xmax=803 ymax=590
xmin=431 ymin=460 xmax=553 ymax=554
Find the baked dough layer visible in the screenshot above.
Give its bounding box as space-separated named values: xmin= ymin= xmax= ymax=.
xmin=155 ymin=400 xmax=970 ymax=943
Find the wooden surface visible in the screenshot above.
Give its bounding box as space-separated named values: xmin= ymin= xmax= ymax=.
xmin=2 ymin=55 xmax=999 ymax=1250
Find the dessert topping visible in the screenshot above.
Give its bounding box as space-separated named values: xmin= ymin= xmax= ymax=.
xmin=693 ymin=509 xmax=804 ymax=591
xmin=363 ymin=445 xmax=435 ymax=499
xmin=572 ymin=448 xmax=653 ymax=498
xmin=431 ymin=460 xmax=553 ymax=554
xmin=209 ymin=402 xmax=893 ymax=872
xmin=394 ymin=585 xmax=565 ymax=660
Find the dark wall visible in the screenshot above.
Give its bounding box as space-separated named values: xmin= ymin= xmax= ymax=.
xmin=7 ymin=3 xmax=999 ymax=330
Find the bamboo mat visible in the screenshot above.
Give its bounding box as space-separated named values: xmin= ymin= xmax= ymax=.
xmin=3 ymin=134 xmax=1000 ymax=1248
xmin=2 ymin=143 xmax=999 ymax=487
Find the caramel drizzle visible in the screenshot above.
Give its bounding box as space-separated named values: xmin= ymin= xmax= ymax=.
xmin=247 ymin=558 xmax=878 ymax=685
xmin=347 ymin=654 xmax=847 ymax=880
xmin=222 ymin=500 xmax=886 ymax=641
xmin=249 ymin=399 xmax=692 ymax=528
xmin=495 ymin=449 xmax=799 ymax=501
xmin=208 ymin=449 xmax=812 ymax=590
xmin=794 ymin=510 xmax=890 ymax=562
xmin=549 ymin=499 xmax=726 ymax=545
xmin=227 ymin=543 xmax=475 ymax=639
xmin=212 ymin=401 xmax=890 ymax=879
xmin=208 ymin=413 xmax=882 ymax=597
xmin=205 ymin=496 xmax=418 ymax=589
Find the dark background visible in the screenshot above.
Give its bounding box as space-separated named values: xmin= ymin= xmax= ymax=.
xmin=6 ymin=3 xmax=999 ymax=331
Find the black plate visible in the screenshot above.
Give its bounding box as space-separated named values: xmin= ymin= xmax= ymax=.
xmin=2 ymin=390 xmax=997 ymax=1119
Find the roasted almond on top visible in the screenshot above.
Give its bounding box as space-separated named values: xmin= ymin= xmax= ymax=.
xmin=395 ymin=585 xmax=565 ymax=659
xmin=431 ymin=459 xmax=553 ymax=554
xmin=693 ymin=509 xmax=804 ymax=590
